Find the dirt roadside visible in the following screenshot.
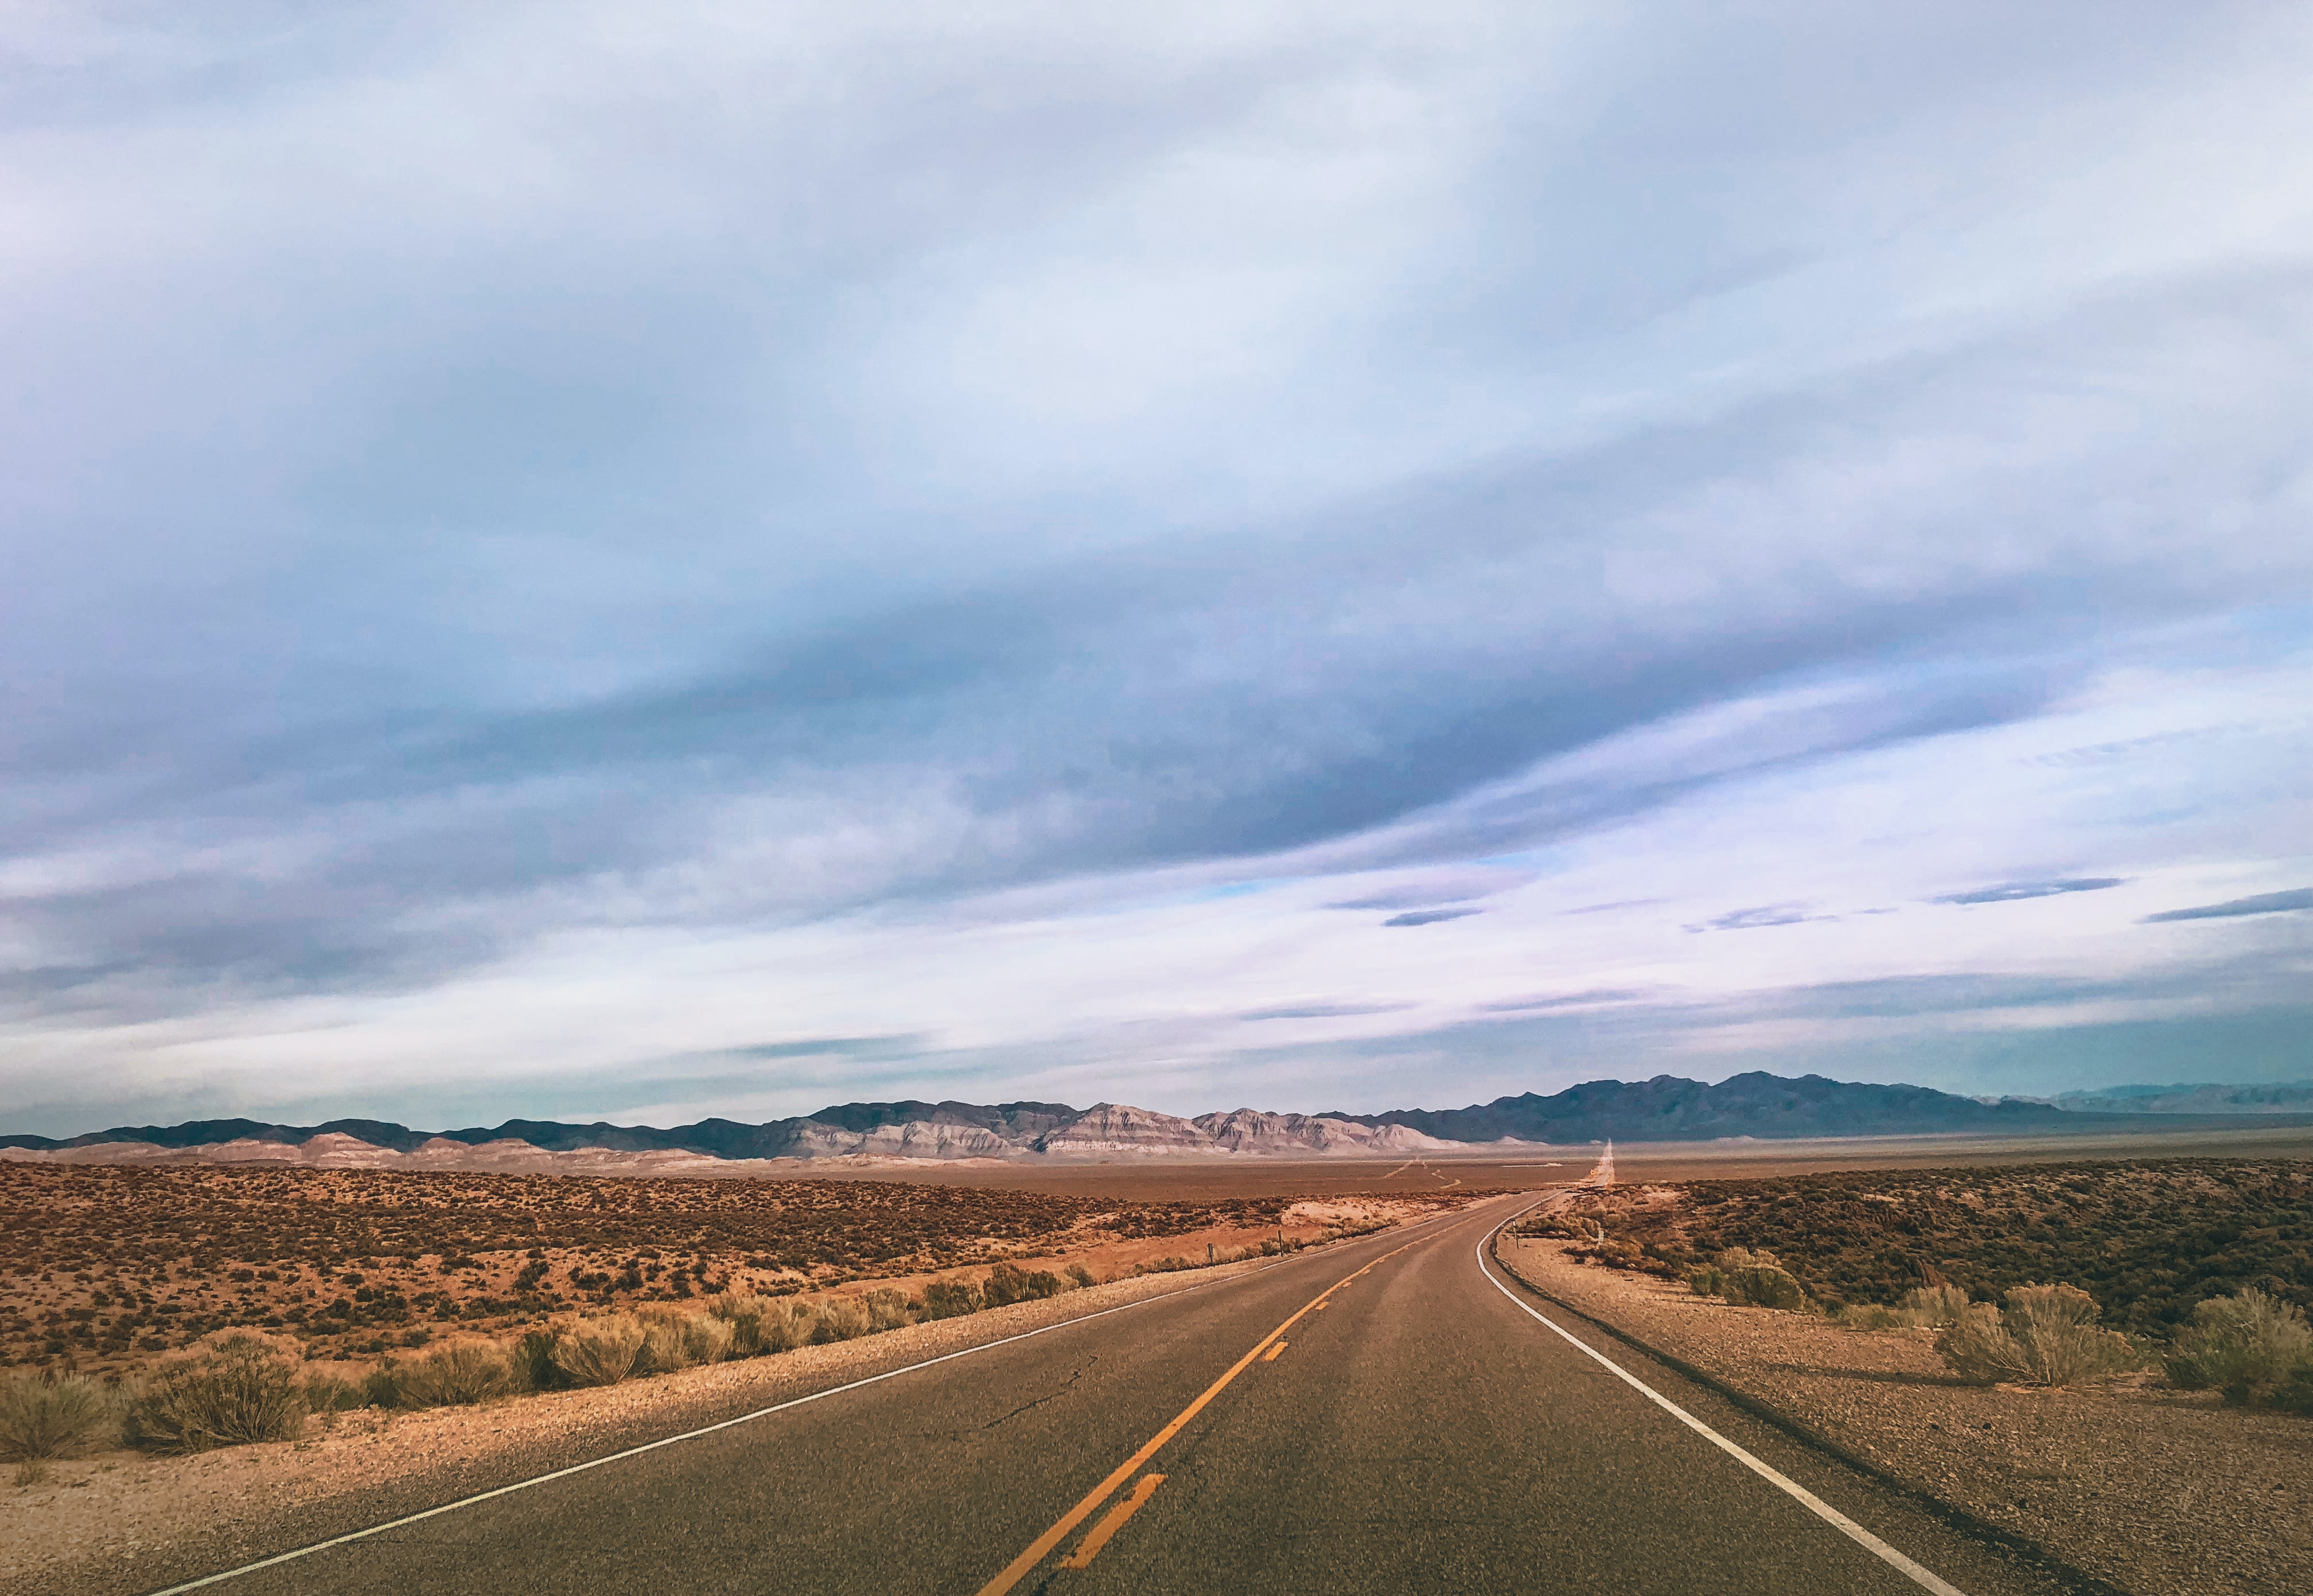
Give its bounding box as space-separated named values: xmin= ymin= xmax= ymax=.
xmin=1494 ymin=1234 xmax=2312 ymax=1596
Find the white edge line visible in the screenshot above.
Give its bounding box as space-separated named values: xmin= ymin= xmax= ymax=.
xmin=145 ymin=1216 xmax=1454 ymax=1595
xmin=1476 ymin=1213 xmax=1970 ymax=1596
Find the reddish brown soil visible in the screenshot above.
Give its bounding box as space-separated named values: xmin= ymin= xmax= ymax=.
xmin=1535 ymin=1156 xmax=2313 ymax=1336
xmin=0 ymin=1162 xmax=1478 ymax=1375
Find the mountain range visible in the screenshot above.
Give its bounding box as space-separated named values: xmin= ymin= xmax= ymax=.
xmin=11 ymin=1071 xmax=2294 ymax=1172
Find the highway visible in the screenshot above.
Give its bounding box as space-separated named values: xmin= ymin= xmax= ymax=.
xmin=152 ymin=1196 xmax=2080 ymax=1595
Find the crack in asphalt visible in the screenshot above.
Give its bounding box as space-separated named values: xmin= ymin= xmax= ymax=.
xmin=943 ymin=1361 xmax=1096 ymax=1439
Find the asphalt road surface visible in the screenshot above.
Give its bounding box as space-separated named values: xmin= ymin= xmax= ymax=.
xmin=158 ymin=1196 xmax=2084 ymax=1596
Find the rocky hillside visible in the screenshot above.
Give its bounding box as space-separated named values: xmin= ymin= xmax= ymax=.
xmin=7 ymin=1071 xmax=2250 ymax=1170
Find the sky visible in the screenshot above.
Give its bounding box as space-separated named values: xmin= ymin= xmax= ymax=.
xmin=3 ymin=2 xmax=2309 ymax=1137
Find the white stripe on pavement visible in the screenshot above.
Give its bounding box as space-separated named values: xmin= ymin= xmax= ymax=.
xmin=1475 ymin=1216 xmax=1969 ymax=1596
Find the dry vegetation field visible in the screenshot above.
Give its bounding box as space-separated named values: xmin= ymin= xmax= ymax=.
xmin=0 ymin=1162 xmax=1420 ymax=1373
xmin=1549 ymin=1156 xmax=2312 ymax=1336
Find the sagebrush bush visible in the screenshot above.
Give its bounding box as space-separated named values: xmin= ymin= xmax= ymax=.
xmin=1901 ymin=1284 xmax=1972 ymax=1325
xmin=128 ymin=1333 xmax=306 ymax=1453
xmin=811 ymin=1298 xmax=871 ymax=1344
xmin=921 ymin=1279 xmax=983 ymax=1320
xmin=2273 ymin=1365 xmax=2313 ymax=1417
xmin=704 ymin=1293 xmax=777 ymax=1357
xmin=301 ymin=1373 xmax=366 ymax=1413
xmin=1838 ymin=1283 xmax=1973 ymax=1332
xmin=1937 ymin=1285 xmax=2137 ymax=1387
xmin=0 ymin=1372 xmax=118 ymax=1461
xmin=2165 ymin=1287 xmax=2313 ymax=1405
xmin=982 ymin=1263 xmax=1066 ymax=1308
xmin=1726 ymin=1264 xmax=1813 ymax=1312
xmin=391 ymin=1341 xmax=515 ymax=1407
xmin=863 ymin=1287 xmax=916 ymax=1333
xmin=636 ymin=1309 xmax=733 ymax=1373
xmin=511 ymin=1329 xmax=566 ymax=1392
xmin=1066 ymin=1263 xmax=1097 ymax=1289
xmin=550 ymin=1316 xmax=647 ymax=1387
xmin=1688 ymin=1248 xmax=1813 ymax=1312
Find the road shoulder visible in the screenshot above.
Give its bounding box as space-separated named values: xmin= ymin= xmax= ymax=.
xmin=1494 ymin=1235 xmax=2311 ymax=1596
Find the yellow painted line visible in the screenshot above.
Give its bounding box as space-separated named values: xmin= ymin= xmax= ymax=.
xmin=972 ymin=1239 xmax=1420 ymax=1595
xmin=1261 ymin=1339 xmax=1288 ymax=1361
xmin=1056 ymin=1474 xmax=1166 ymax=1569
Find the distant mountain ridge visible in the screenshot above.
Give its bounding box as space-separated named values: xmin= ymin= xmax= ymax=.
xmin=8 ymin=1072 xmax=2300 ymax=1168
xmin=1323 ymin=1072 xmax=2080 ymax=1144
xmin=2043 ymin=1082 xmax=2313 ymax=1115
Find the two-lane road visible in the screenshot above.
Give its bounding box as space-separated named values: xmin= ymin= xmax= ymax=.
xmin=158 ymin=1197 xmax=2077 ymax=1595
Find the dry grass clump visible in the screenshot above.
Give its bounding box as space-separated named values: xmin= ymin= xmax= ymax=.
xmin=1936 ymin=1284 xmax=2139 ymax=1387
xmin=2166 ymin=1287 xmax=2313 ymax=1410
xmin=920 ymin=1278 xmax=983 ymax=1320
xmin=387 ymin=1340 xmax=516 ymax=1407
xmin=301 ymin=1372 xmax=367 ymax=1412
xmin=1838 ymin=1284 xmax=1973 ymax=1332
xmin=127 ymin=1333 xmax=306 ymax=1453
xmin=982 ymin=1262 xmax=1065 ymax=1308
xmin=550 ymin=1315 xmax=648 ymax=1387
xmin=703 ymin=1293 xmax=778 ymax=1357
xmin=1687 ymin=1248 xmax=1816 ymax=1312
xmin=0 ymin=1371 xmax=119 ymax=1462
xmin=809 ymin=1298 xmax=871 ymax=1344
xmin=863 ymin=1287 xmax=917 ymax=1332
xmin=638 ymin=1308 xmax=734 ymax=1372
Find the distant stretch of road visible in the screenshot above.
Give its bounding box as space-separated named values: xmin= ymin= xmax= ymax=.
xmin=150 ymin=1196 xmax=2081 ymax=1596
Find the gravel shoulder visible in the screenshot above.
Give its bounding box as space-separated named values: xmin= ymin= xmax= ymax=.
xmin=1496 ymin=1235 xmax=2312 ymax=1596
xmin=1 ymin=1251 xmax=1307 ymax=1596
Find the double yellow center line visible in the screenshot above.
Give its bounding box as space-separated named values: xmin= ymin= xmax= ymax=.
xmin=972 ymin=1237 xmax=1419 ymax=1594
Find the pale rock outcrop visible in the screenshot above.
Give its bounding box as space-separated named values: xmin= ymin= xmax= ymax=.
xmin=1193 ymin=1110 xmax=1458 ymax=1156
xmin=1033 ymin=1103 xmax=1216 ymax=1156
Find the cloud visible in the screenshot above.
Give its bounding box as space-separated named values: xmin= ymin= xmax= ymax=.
xmin=1 ymin=4 xmax=2310 ymax=1129
xmin=1478 ymin=990 xmax=1646 ymax=1013
xmin=1239 ymin=1002 xmax=1415 ymax=1021
xmin=1685 ymin=905 xmax=1826 ymax=933
xmin=1936 ymin=877 xmax=2127 ymax=904
xmin=2143 ymin=888 xmax=2313 ymax=923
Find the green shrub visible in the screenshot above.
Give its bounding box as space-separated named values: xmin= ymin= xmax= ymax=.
xmin=2165 ymin=1287 xmax=2313 ymax=1405
xmin=1937 ymin=1284 xmax=2137 ymax=1387
xmin=391 ymin=1341 xmax=514 ymax=1407
xmin=550 ymin=1316 xmax=647 ymax=1387
xmin=128 ymin=1333 xmax=306 ymax=1454
xmin=0 ymin=1372 xmax=118 ymax=1461
xmin=921 ymin=1279 xmax=983 ymax=1321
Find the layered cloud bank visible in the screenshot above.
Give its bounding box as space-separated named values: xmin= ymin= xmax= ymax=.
xmin=2 ymin=5 xmax=2309 ymax=1133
